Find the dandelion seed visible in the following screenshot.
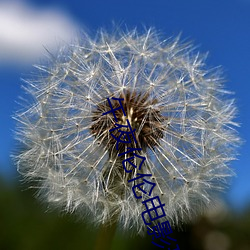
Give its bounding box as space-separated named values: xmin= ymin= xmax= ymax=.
xmin=14 ymin=27 xmax=240 ymax=234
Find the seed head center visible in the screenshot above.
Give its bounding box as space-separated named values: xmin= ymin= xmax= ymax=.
xmin=91 ymin=91 xmax=164 ymax=152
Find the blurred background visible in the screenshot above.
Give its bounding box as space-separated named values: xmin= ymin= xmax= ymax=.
xmin=0 ymin=0 xmax=249 ymax=249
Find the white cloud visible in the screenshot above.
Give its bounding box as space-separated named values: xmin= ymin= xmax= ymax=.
xmin=0 ymin=1 xmax=78 ymax=65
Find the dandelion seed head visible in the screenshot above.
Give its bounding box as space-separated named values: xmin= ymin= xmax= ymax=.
xmin=14 ymin=27 xmax=240 ymax=234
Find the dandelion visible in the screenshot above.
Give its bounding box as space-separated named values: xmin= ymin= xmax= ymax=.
xmin=14 ymin=28 xmax=239 ymax=237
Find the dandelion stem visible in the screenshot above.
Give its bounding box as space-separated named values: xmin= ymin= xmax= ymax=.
xmin=94 ymin=220 xmax=118 ymax=250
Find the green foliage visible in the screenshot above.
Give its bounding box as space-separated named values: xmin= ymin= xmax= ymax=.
xmin=0 ymin=177 xmax=250 ymax=250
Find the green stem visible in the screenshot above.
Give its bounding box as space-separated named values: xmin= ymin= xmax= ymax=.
xmin=94 ymin=220 xmax=118 ymax=250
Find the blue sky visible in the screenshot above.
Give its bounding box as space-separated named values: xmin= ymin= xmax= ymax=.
xmin=0 ymin=0 xmax=249 ymax=210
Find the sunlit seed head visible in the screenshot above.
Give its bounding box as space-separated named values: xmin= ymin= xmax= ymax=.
xmin=13 ymin=27 xmax=240 ymax=234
